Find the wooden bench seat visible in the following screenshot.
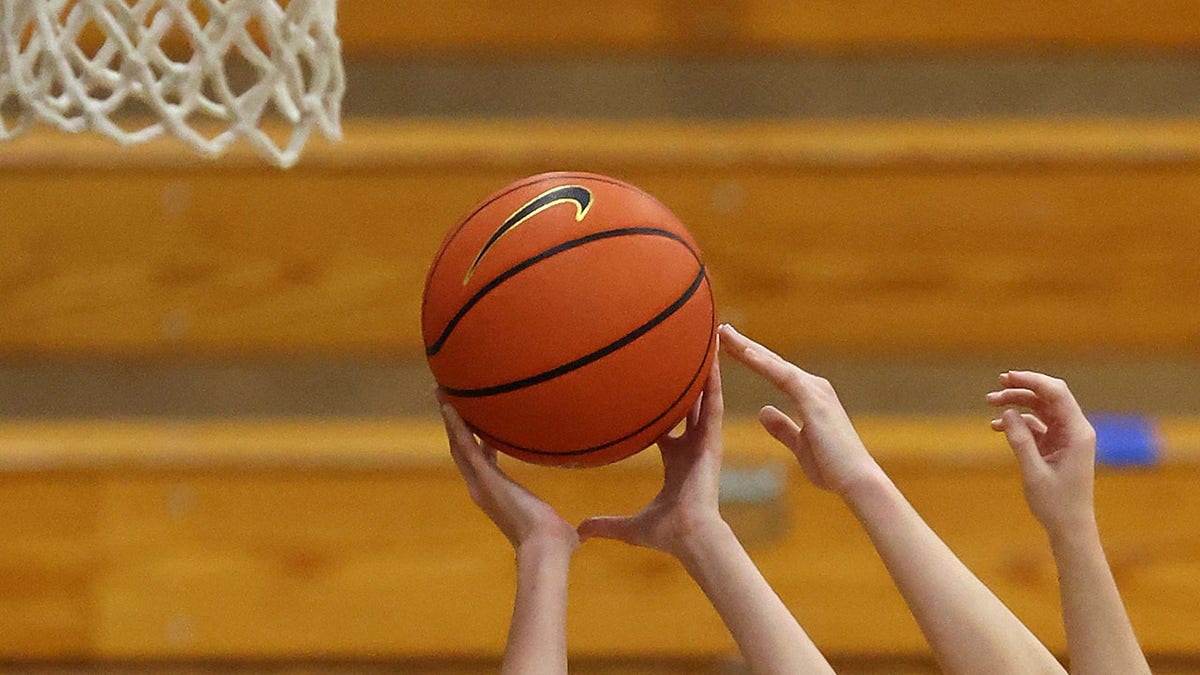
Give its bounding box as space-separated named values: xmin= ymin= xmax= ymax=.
xmin=2 ymin=119 xmax=1200 ymax=357
xmin=340 ymin=1 xmax=1200 ymax=54
xmin=59 ymin=1 xmax=1200 ymax=58
xmin=1 ymin=416 xmax=1198 ymax=659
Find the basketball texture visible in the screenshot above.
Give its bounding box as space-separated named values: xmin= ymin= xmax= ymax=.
xmin=422 ymin=172 xmax=716 ymax=468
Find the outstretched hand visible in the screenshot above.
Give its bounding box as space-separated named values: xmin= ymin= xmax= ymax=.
xmin=576 ymin=348 xmax=726 ymax=559
xmin=439 ymin=393 xmax=579 ymax=555
xmin=718 ymin=324 xmax=885 ymax=499
xmin=987 ymin=371 xmax=1097 ymax=536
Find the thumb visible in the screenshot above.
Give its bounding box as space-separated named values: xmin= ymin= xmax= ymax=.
xmin=759 ymin=405 xmax=827 ymax=489
xmin=577 ymin=516 xmax=641 ymax=546
xmin=999 ymin=408 xmax=1048 ymax=477
xmin=759 ymin=405 xmax=804 ymax=449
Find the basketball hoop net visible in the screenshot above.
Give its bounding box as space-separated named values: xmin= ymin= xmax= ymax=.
xmin=0 ymin=0 xmax=344 ymax=168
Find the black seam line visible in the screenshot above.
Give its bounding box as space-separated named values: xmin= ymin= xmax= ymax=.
xmin=426 ymin=172 xmax=643 ymax=279
xmin=426 ymin=226 xmax=694 ymax=357
xmin=426 ymin=173 xmax=563 ymax=277
xmin=471 ymin=278 xmax=715 ymax=457
xmin=465 ymin=185 xmax=592 ymax=282
xmin=441 ymin=264 xmax=707 ymax=399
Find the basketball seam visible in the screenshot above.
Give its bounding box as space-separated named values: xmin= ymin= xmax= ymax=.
xmin=465 ymin=275 xmax=715 ymax=458
xmin=440 ymin=264 xmax=706 ymax=398
xmin=425 ymin=227 xmax=695 ymax=357
xmin=423 ymin=172 xmax=649 ymax=290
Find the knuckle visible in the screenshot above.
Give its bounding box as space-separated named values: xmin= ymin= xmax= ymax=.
xmin=782 ymin=368 xmax=807 ymax=392
xmin=812 ymin=376 xmax=835 ymax=394
xmin=1078 ymin=425 xmax=1098 ymax=444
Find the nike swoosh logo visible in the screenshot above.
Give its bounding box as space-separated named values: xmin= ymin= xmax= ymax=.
xmin=463 ymin=184 xmax=592 ymax=285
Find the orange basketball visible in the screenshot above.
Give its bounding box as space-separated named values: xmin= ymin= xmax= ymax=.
xmin=421 ymin=172 xmax=716 ymax=468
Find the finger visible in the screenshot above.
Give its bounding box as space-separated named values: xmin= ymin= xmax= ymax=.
xmin=479 ymin=439 xmax=500 ymax=465
xmin=439 ymin=401 xmax=486 ymax=501
xmin=1021 ymin=412 xmax=1049 ymax=436
xmin=1000 ymin=371 xmax=1084 ymax=415
xmin=759 ymin=404 xmax=803 ymax=450
xmin=999 ymin=408 xmax=1047 ymax=476
xmin=718 ymin=324 xmax=810 ymax=398
xmin=439 ymin=399 xmax=484 ymax=472
xmin=686 ymin=392 xmax=703 ymax=431
xmin=985 ymin=388 xmax=1040 ymax=410
xmin=759 ymin=405 xmax=826 ymax=488
xmin=697 ymin=348 xmax=724 ymax=436
xmin=577 ymin=516 xmax=641 ymax=546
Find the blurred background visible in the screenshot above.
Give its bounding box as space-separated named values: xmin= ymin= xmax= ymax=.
xmin=2 ymin=1 xmax=1199 ymax=673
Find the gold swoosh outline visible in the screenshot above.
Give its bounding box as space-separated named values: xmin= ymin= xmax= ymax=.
xmin=463 ymin=184 xmax=593 ymax=285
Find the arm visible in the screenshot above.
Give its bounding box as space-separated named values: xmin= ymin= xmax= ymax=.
xmin=439 ymin=397 xmax=577 ymax=675
xmin=577 ymin=349 xmax=836 ymax=675
xmin=988 ymin=371 xmax=1151 ymax=675
xmin=719 ymin=324 xmax=1064 ymax=675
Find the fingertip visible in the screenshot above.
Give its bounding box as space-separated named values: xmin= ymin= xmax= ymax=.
xmin=758 ymin=404 xmax=799 ymax=439
xmin=717 ymin=324 xmax=750 ymax=352
xmin=990 ymin=417 xmax=1003 ymax=430
xmin=439 ymin=402 xmax=461 ymax=425
xmin=757 ymin=403 xmax=778 ymax=423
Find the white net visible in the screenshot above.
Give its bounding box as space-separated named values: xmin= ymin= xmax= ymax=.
xmin=0 ymin=0 xmax=344 ymax=167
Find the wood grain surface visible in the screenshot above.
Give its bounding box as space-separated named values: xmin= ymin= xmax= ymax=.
xmin=2 ymin=119 xmax=1199 ymax=357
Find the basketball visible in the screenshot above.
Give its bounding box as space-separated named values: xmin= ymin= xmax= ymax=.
xmin=421 ymin=172 xmax=716 ymax=468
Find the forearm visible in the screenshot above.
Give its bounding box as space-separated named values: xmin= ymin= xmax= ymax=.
xmin=502 ymin=540 xmax=573 ymax=675
xmin=1047 ymin=521 xmax=1150 ymax=675
xmin=844 ymin=472 xmax=1064 ymax=675
xmin=677 ymin=519 xmax=835 ymax=675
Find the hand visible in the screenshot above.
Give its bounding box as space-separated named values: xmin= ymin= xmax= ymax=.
xmin=718 ymin=324 xmax=885 ymax=499
xmin=439 ymin=394 xmax=579 ymax=555
xmin=987 ymin=371 xmax=1097 ymax=536
xmin=576 ymin=348 xmax=726 ymax=558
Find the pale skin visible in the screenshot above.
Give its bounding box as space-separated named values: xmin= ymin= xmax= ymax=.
xmin=719 ymin=324 xmax=1065 ymax=675
xmin=988 ymin=371 xmax=1151 ymax=675
xmin=579 ymin=346 xmax=837 ymax=675
xmin=441 ymin=350 xmax=834 ymax=674
xmin=439 ymin=392 xmax=577 ymax=675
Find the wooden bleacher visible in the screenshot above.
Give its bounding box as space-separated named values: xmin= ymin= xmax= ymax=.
xmin=3 ymin=118 xmax=1200 ymax=668
xmin=63 ymin=1 xmax=1200 ymax=58
xmin=340 ymin=1 xmax=1200 ymax=54
xmin=2 ymin=119 xmax=1200 ymax=357
xmin=1 ymin=417 xmax=1199 ymax=662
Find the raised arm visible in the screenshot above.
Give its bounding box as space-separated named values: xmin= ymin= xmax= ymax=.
xmin=578 ymin=349 xmax=836 ymax=675
xmin=719 ymin=324 xmax=1064 ymax=675
xmin=439 ymin=396 xmax=578 ymax=675
xmin=988 ymin=371 xmax=1151 ymax=675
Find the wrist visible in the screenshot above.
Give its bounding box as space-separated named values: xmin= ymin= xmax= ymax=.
xmin=515 ymin=530 xmax=577 ymax=567
xmin=837 ymin=465 xmax=894 ymax=511
xmin=1044 ymin=511 xmax=1101 ymax=552
xmin=672 ymin=516 xmax=737 ymax=569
